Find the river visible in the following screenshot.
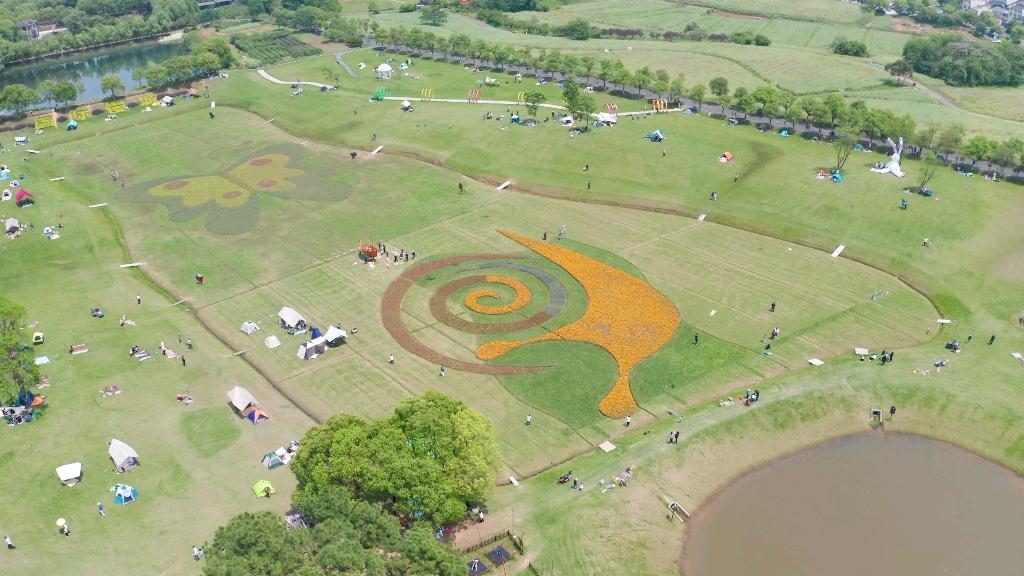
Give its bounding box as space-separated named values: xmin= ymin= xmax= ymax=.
xmin=0 ymin=40 xmax=190 ymax=104
xmin=682 ymin=433 xmax=1024 ymax=575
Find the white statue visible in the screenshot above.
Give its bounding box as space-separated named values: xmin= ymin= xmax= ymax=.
xmin=871 ymin=137 xmax=905 ymax=178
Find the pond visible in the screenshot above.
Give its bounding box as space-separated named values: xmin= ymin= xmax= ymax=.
xmin=0 ymin=40 xmax=190 ymax=105
xmin=683 ymin=433 xmax=1024 ymax=575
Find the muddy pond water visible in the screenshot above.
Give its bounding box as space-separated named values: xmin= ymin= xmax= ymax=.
xmin=683 ymin=433 xmax=1024 ymax=575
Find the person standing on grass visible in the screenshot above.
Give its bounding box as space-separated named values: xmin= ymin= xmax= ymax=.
xmin=734 ymin=174 xmax=739 ymax=182
xmin=440 ymin=365 xmax=445 ymax=377
xmin=5 ymin=536 xmax=15 ymax=549
xmin=587 ymin=180 xmax=591 ymax=190
xmin=559 ymin=225 xmax=566 ymax=239
xmin=668 ymin=431 xmax=674 ymax=444
xmin=98 ymin=503 xmax=105 ymax=516
xmin=2 ymin=245 xmax=6 ymax=254
xmin=771 ymin=301 xmax=776 ymax=312
xmin=137 ymin=294 xmax=141 ymax=305
xmin=526 ymin=414 xmax=531 ymax=426
xmin=62 ymin=523 xmax=70 ymax=537
xmin=389 ymin=354 xmax=394 ymax=364
xmin=625 ymin=415 xmax=631 ymax=427
xmin=694 ymin=333 xmax=699 ymax=346
xmin=181 ymin=356 xmax=186 ymax=367
xmin=990 ymin=334 xmax=996 ymax=345
xmin=674 ymin=431 xmax=680 ymax=443
xmin=543 ymin=230 xmax=547 ymax=241
xmin=187 ymin=336 xmax=192 ymax=349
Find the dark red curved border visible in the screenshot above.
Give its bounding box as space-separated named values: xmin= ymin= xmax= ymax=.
xmin=429 ymin=275 xmax=554 ymax=334
xmin=381 ymin=255 xmax=549 ymax=374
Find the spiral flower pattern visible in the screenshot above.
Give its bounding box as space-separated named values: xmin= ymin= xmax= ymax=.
xmin=381 ymin=230 xmax=680 ymax=418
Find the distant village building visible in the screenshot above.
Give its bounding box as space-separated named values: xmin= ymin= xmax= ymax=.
xmin=17 ymin=18 xmax=67 ymax=39
xmin=198 ymin=0 xmax=233 ymax=8
xmin=960 ymin=0 xmax=1024 ymax=23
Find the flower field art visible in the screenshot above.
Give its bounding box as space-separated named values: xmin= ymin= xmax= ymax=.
xmin=381 ymin=230 xmax=680 ymax=418
xmin=115 ymin=144 xmax=350 ymax=234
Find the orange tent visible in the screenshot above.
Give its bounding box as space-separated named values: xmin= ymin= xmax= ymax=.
xmin=720 ymin=152 xmax=733 ymax=161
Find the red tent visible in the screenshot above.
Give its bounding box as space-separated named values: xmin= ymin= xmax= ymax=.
xmin=15 ymin=189 xmax=33 ymax=203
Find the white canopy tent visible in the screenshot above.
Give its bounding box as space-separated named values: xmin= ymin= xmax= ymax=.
xmin=5 ymin=217 xmax=20 ymax=232
xmin=56 ymin=462 xmax=82 ymax=485
xmin=226 ymin=386 xmax=259 ymax=411
xmin=109 ymin=439 xmax=139 ymax=473
xmin=376 ymin=63 xmax=392 ymax=79
xmin=278 ymin=307 xmax=306 ymax=329
xmin=240 ymin=320 xmax=260 ymax=335
xmin=597 ymin=112 xmax=618 ymax=125
xmin=264 ymin=335 xmax=281 ymax=349
xmin=323 ymin=325 xmax=347 ymax=344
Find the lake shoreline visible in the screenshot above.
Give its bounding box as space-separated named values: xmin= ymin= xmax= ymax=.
xmin=2 ymin=30 xmax=185 ymax=71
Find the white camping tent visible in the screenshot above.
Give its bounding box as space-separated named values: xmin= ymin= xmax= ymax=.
xmin=56 ymin=462 xmax=82 ymax=485
xmin=226 ymin=386 xmax=259 ymax=411
xmin=297 ymin=336 xmax=327 ymax=360
xmin=597 ymin=112 xmax=618 ymax=125
xmin=265 ymin=335 xmax=281 ymax=349
xmin=5 ymin=218 xmax=19 ymax=232
xmin=162 ymin=95 xmax=174 ymax=105
xmin=240 ymin=321 xmax=260 ymax=335
xmin=278 ymin=307 xmax=306 ymax=329
xmin=109 ymin=439 xmax=139 ymax=473
xmin=323 ymin=325 xmax=347 ymax=344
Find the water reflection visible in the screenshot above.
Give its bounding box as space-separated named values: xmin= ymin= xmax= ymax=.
xmin=1 ymin=41 xmax=190 ymax=104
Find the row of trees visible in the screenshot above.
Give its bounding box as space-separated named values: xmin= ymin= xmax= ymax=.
xmin=368 ymin=30 xmax=1024 ymax=172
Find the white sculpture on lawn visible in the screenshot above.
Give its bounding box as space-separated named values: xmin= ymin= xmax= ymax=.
xmin=871 ymin=137 xmax=905 ymax=178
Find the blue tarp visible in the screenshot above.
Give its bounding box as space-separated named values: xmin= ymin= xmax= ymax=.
xmin=311 ymin=327 xmax=322 ymax=339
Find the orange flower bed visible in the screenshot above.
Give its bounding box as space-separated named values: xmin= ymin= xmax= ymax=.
xmin=476 ymin=231 xmax=680 ymax=418
xmin=464 ymin=275 xmax=531 ymax=315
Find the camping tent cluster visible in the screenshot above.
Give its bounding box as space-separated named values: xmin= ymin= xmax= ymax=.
xmin=227 ymin=386 xmax=269 ymax=424
xmin=262 ymin=440 xmax=299 ymax=469
xmin=297 ymin=326 xmax=346 ymax=360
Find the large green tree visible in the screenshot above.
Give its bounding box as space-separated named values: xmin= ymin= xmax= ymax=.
xmin=100 ymin=74 xmax=126 ymax=97
xmin=290 ymin=392 xmax=501 ymax=527
xmin=420 ymin=4 xmax=448 ymax=26
xmin=0 ymin=84 xmax=40 ymax=116
xmin=0 ymin=296 xmax=39 ymax=404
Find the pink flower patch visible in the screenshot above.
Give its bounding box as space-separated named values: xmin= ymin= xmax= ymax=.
xmin=257 ymin=180 xmax=277 ymax=188
xmin=222 ymin=191 xmax=243 ymax=199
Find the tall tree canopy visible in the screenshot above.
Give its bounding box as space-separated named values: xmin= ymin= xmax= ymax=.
xmin=290 ymin=392 xmax=501 ymax=527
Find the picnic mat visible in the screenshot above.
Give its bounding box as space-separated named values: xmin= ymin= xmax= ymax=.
xmin=100 ymin=385 xmax=121 ymax=397
xmin=135 ymin=350 xmax=152 ymax=361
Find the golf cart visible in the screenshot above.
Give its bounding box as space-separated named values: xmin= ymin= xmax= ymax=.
xmin=91 ymin=308 xmax=105 ymax=318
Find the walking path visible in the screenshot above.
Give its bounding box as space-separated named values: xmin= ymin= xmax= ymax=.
xmin=857 ymin=62 xmax=1019 ymax=125
xmin=257 ymin=69 xmax=331 ymax=88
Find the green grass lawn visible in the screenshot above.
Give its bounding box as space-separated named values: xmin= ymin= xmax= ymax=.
xmin=6 ymin=38 xmax=1024 ymax=576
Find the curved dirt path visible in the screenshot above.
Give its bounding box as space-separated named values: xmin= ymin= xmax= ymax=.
xmin=858 ymin=63 xmax=1020 ymax=125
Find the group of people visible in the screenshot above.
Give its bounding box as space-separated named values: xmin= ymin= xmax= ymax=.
xmin=667 ymin=430 xmax=681 ymax=444
xmin=3 ymin=406 xmax=34 ymax=426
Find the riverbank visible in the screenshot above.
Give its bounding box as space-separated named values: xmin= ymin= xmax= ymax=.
xmin=3 ymin=30 xmax=186 ymax=69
